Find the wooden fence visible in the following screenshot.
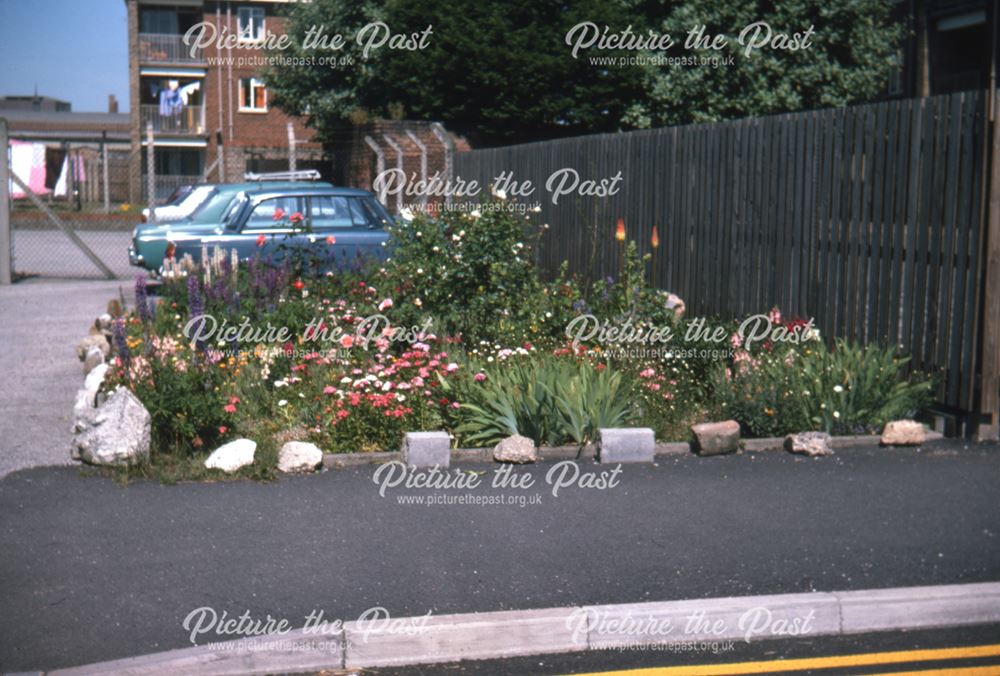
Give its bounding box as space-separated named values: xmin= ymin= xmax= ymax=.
xmin=455 ymin=90 xmax=994 ymax=419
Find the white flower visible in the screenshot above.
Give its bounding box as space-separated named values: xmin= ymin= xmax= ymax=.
xmin=833 ymin=411 xmax=841 ymax=419
xmin=833 ymin=385 xmax=844 ymax=393
xmin=414 ymin=298 xmax=423 ymax=307
xmin=417 ymin=268 xmax=424 ymax=275
xmin=399 ymin=207 xmax=415 ymax=222
xmin=493 ymin=187 xmax=507 ymax=200
xmin=470 ymin=210 xmax=481 ymax=219
xmin=531 ymin=205 xmax=541 ymax=213
xmin=278 ymin=399 xmax=288 ymax=407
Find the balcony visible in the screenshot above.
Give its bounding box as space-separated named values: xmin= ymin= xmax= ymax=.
xmin=138 ymin=33 xmax=204 ymax=64
xmin=141 ymin=104 xmax=206 ymax=135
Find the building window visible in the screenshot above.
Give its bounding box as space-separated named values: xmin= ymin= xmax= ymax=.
xmin=239 ymin=77 xmax=267 ymax=112
xmin=237 ymin=7 xmax=265 ymax=42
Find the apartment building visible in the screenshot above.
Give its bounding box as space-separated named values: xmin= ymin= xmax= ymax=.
xmin=125 ymin=0 xmax=325 ymax=200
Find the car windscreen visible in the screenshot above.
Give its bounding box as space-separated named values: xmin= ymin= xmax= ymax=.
xmin=167 ymin=185 xmax=214 ymax=213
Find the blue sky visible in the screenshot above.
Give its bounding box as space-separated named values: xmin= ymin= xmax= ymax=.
xmin=0 ymin=0 xmax=129 ymax=112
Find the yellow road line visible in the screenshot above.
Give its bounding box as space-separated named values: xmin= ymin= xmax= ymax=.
xmin=868 ymin=668 xmax=1000 ymax=675
xmin=568 ymin=643 xmax=1000 ymax=676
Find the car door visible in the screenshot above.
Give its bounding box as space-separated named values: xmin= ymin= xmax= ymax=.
xmin=235 ymin=194 xmax=310 ymax=263
xmin=307 ymin=194 xmax=390 ymax=271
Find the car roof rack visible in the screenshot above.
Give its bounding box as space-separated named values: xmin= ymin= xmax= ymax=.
xmin=244 ymin=169 xmax=322 ymax=181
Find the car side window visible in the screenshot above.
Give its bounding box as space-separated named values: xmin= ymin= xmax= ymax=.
xmin=360 ymin=197 xmax=391 ymax=228
xmin=244 ymin=196 xmax=304 ymax=230
xmin=310 ymin=196 xmax=355 ymax=229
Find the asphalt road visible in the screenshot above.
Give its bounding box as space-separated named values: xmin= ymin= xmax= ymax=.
xmin=1 ymin=442 xmax=998 ymax=672
xmin=0 ymin=279 xmax=128 ymax=478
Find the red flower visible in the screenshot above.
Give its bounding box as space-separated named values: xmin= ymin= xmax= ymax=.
xmin=256 ymin=234 xmax=266 ymax=247
xmin=218 ymin=426 xmax=227 ymax=435
xmin=293 ymin=279 xmax=305 ymax=291
xmin=223 ymin=404 xmax=237 ymax=414
xmin=289 ymin=212 xmax=304 ymax=224
xmin=272 ymin=207 xmax=285 ymax=221
xmin=326 ymin=235 xmax=336 ymax=245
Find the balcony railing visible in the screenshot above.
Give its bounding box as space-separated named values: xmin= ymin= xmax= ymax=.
xmin=138 ymin=33 xmax=203 ymax=63
xmin=141 ymin=104 xmax=206 ymax=135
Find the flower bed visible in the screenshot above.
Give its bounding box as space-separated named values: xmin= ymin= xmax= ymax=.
xmin=101 ymin=198 xmax=935 ymax=469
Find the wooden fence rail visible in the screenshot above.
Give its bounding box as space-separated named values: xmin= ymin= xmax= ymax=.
xmin=455 ymin=89 xmax=993 ymax=419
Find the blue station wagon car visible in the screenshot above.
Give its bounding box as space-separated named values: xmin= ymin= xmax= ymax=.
xmin=129 ymin=181 xmax=332 ymax=271
xmin=131 ymin=186 xmax=394 ymax=274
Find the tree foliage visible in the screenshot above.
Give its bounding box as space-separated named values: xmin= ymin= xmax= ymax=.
xmin=265 ymin=0 xmax=904 ymax=145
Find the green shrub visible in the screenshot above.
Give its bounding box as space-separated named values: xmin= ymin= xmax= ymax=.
xmin=722 ymin=339 xmax=934 ymax=437
xmin=379 ymin=202 xmax=552 ymax=345
xmin=443 ymin=351 xmax=636 ymax=447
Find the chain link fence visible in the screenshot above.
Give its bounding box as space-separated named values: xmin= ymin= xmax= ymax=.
xmin=3 ymin=125 xmax=137 ymax=280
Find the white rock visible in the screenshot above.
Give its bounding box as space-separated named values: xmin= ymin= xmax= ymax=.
xmin=785 ymin=431 xmax=833 ymax=457
xmin=76 ymin=334 xmax=110 ymax=361
xmin=881 ymin=420 xmax=926 ymax=446
xmin=278 ymin=441 xmax=323 ymax=473
xmin=493 ymin=434 xmax=537 ymax=464
xmin=84 ymin=362 xmax=109 ymax=393
xmin=205 ymin=439 xmax=257 ymax=473
xmin=72 ymin=386 xmax=151 ymax=465
xmin=83 ymin=346 xmax=105 ymax=375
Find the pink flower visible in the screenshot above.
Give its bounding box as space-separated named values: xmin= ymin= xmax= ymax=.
xmin=730 ymin=332 xmax=742 ymax=349
xmin=474 ymin=372 xmax=487 ymax=382
xmin=256 ymin=234 xmax=266 ymax=247
xmin=340 ymin=334 xmax=354 ymax=349
xmin=323 ymin=386 xmax=337 ymax=395
xmin=451 ymin=401 xmax=461 ymax=409
xmin=768 ymin=307 xmax=782 ymax=325
xmin=639 ymin=368 xmax=655 ymax=378
xmin=378 ymin=298 xmax=393 ymax=312
xmin=223 ymin=404 xmax=237 ymax=414
xmin=445 ymin=363 xmax=459 ymax=373
xmin=272 ymin=207 xmax=285 ymax=221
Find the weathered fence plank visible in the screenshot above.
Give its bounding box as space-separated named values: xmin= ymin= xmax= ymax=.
xmin=453 ymin=90 xmax=994 ymax=417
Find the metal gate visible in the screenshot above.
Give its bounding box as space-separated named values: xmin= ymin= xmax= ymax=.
xmin=1 ymin=118 xmax=135 ymax=281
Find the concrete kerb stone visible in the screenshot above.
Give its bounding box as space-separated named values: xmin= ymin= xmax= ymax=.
xmin=401 ymin=431 xmax=451 ymax=468
xmin=318 ymin=430 xmax=947 ymax=470
xmin=343 ymin=606 xmax=582 ymax=668
xmin=598 ymin=428 xmax=655 ymax=463
xmin=49 ymin=582 xmax=1000 ymax=675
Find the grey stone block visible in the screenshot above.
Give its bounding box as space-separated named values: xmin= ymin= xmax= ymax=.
xmin=401 ymin=431 xmax=450 ymax=468
xmin=598 ymin=428 xmax=655 ymax=464
xmin=691 ymin=420 xmax=740 ymax=456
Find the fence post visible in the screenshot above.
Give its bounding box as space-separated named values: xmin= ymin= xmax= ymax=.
xmin=364 ymin=135 xmax=386 ymax=204
xmin=0 ymin=118 xmax=11 ymax=285
xmin=287 ymin=122 xmax=296 ymax=173
xmin=383 ymin=134 xmax=404 ymax=213
xmin=102 ymin=131 xmax=110 ymax=213
xmin=431 ymin=122 xmax=454 ymax=207
xmin=146 ymin=122 xmax=156 ymax=223
xmin=405 ymin=129 xmax=428 ymax=210
xmin=978 ymin=88 xmax=1000 ymax=442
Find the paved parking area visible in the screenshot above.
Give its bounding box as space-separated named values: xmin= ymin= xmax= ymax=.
xmin=12 ymin=229 xmax=134 ymax=279
xmin=0 ymin=279 xmax=126 ymax=477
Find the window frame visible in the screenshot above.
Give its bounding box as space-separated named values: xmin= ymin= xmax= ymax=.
xmin=238 ymin=77 xmax=268 ymax=113
xmin=237 ymin=6 xmax=266 ymax=43
xmin=241 ymin=196 xmax=307 ymax=233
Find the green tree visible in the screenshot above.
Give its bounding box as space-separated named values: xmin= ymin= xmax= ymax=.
xmin=265 ymin=0 xmax=646 ymax=146
xmin=265 ymin=0 xmax=904 ymax=144
xmin=623 ymin=0 xmax=904 ymax=127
